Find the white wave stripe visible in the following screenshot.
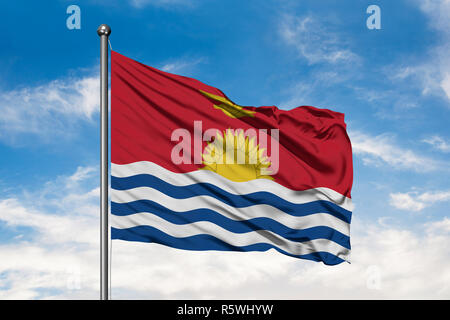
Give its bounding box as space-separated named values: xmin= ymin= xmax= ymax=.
xmin=111 ymin=213 xmax=350 ymax=260
xmin=112 ymin=187 xmax=350 ymax=235
xmin=111 ymin=161 xmax=353 ymax=211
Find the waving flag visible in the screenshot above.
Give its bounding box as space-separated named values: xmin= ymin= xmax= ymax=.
xmin=110 ymin=51 xmax=353 ymax=265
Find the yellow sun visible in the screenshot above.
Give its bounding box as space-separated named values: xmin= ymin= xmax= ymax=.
xmin=201 ymin=129 xmax=273 ymax=182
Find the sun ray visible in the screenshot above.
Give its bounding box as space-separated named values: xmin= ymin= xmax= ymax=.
xmin=201 ymin=129 xmax=273 ymax=182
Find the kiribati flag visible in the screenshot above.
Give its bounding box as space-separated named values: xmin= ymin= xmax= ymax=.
xmin=110 ymin=51 xmax=353 ymax=265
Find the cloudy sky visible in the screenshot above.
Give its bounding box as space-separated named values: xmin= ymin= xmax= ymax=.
xmin=0 ymin=0 xmax=449 ymax=299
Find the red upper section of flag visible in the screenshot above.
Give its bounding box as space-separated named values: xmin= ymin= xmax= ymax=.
xmin=111 ymin=51 xmax=353 ymax=197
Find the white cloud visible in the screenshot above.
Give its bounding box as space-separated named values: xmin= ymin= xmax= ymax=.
xmin=68 ymin=166 xmax=97 ymax=183
xmin=387 ymin=0 xmax=450 ymax=103
xmin=423 ymin=135 xmax=450 ymax=152
xmin=279 ymin=15 xmax=359 ymax=65
xmin=389 ymin=193 xmax=426 ymax=212
xmin=0 ymin=165 xmax=99 ymax=246
xmin=350 ymin=131 xmax=440 ymax=172
xmin=0 ymin=166 xmax=100 ymax=299
xmin=0 ymin=166 xmax=450 ymax=299
xmin=425 ymin=217 xmax=450 ymax=234
xmin=0 ymin=73 xmax=99 ymax=143
xmin=390 ymin=190 xmax=450 ymax=212
xmin=417 ymin=0 xmax=450 ymax=34
xmin=160 ymin=57 xmax=206 ymax=75
xmin=419 ymin=190 xmax=450 ymax=203
xmin=387 ymin=61 xmax=449 ymax=102
xmin=441 ymin=73 xmax=450 ymax=100
xmin=278 ymin=70 xmax=352 ymax=109
xmin=0 ymin=198 xmax=98 ymax=245
xmin=0 ymin=242 xmax=99 ymax=299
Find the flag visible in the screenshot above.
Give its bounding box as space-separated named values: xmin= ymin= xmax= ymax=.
xmin=110 ymin=51 xmax=353 ymax=265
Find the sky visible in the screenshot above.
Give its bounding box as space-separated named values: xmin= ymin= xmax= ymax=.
xmin=0 ymin=0 xmax=449 ymax=299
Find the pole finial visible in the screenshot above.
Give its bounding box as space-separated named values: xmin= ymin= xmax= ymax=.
xmin=97 ymin=24 xmax=111 ymax=37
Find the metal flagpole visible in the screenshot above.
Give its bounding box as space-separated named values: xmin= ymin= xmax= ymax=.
xmin=97 ymin=24 xmax=111 ymax=301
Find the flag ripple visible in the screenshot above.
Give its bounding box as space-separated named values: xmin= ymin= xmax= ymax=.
xmin=111 ymin=162 xmax=352 ymax=265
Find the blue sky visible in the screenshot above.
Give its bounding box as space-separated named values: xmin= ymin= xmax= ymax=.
xmin=0 ymin=0 xmax=449 ymax=299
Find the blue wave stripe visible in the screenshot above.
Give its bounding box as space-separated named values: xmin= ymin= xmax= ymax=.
xmin=111 ymin=174 xmax=352 ymax=223
xmin=111 ymin=200 xmax=350 ymax=249
xmin=111 ymin=226 xmax=346 ymax=266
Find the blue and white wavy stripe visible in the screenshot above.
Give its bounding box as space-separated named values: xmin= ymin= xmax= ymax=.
xmin=111 ymin=162 xmax=352 ymax=265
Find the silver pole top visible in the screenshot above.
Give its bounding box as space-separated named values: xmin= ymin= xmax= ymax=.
xmin=97 ymin=24 xmax=111 ymax=36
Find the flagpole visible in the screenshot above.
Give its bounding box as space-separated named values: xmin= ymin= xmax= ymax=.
xmin=97 ymin=23 xmax=111 ymax=301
